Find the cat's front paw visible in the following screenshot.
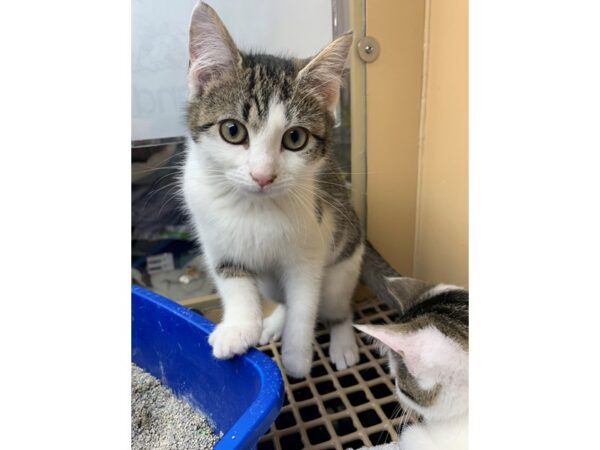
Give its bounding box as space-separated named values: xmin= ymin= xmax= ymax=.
xmin=281 ymin=346 xmax=313 ymax=379
xmin=208 ymin=321 xmax=262 ymax=359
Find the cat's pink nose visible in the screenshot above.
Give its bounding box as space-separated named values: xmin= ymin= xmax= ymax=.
xmin=251 ymin=172 xmax=276 ymax=187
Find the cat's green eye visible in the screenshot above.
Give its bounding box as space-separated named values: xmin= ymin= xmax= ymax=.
xmin=219 ymin=119 xmax=248 ymax=145
xmin=282 ymin=127 xmax=309 ymax=151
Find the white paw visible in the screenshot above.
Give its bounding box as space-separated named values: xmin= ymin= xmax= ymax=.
xmin=281 ymin=346 xmax=313 ymax=379
xmin=330 ymin=327 xmax=359 ymax=371
xmin=259 ymin=321 xmax=283 ymax=345
xmin=208 ymin=321 xmax=262 ymax=359
xmin=259 ymin=308 xmax=285 ymax=345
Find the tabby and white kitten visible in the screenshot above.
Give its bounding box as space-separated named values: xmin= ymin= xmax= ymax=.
xmin=182 ymin=2 xmax=364 ymax=378
xmin=354 ymin=277 xmax=468 ymax=450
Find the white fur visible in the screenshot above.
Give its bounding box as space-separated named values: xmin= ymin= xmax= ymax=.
xmin=391 ymin=327 xmax=468 ymax=421
xmin=329 ymin=317 xmax=360 ymax=370
xmin=206 ymin=276 xmax=262 ymax=359
xmin=322 ymin=248 xmax=363 ymax=369
xmin=360 ymin=415 xmax=468 ymax=450
xmin=247 ymin=102 xmax=287 ymax=183
xmin=422 ymin=283 xmax=464 ymax=300
xmin=399 ymin=415 xmax=468 ymax=450
xmin=183 ymin=100 xmax=362 ymax=377
xmin=259 ymin=304 xmax=286 ymax=345
xmin=358 ymin=415 xmax=468 ymax=450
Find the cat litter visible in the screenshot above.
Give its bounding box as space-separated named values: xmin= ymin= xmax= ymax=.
xmin=131 ymin=363 xmax=222 ymax=450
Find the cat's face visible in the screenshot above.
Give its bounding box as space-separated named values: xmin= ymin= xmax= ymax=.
xmin=186 ymin=3 xmax=351 ymax=198
xmin=356 ymin=279 xmax=469 ymax=422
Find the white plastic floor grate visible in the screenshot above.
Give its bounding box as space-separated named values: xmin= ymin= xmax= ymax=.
xmin=257 ymin=287 xmax=415 ymax=450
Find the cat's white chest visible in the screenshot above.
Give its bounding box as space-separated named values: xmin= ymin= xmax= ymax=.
xmin=186 ymin=188 xmax=317 ymax=269
xmin=211 ymin=200 xmax=296 ymax=251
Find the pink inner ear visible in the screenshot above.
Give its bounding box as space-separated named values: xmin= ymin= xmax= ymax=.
xmin=319 ymin=85 xmax=339 ymax=111
xmin=355 ymin=324 xmax=467 ymax=379
xmin=353 ymin=324 xmax=408 ymax=354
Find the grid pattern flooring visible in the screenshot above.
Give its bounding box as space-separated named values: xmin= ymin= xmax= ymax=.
xmin=257 ymin=289 xmax=415 ymax=450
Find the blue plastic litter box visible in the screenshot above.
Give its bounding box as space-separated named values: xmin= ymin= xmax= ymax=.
xmin=132 ymin=285 xmax=284 ymax=449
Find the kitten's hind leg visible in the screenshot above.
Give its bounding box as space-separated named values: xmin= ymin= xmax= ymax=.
xmin=320 ymin=244 xmax=364 ymax=371
xmin=329 ymin=317 xmax=359 ymax=370
xmin=259 ymin=304 xmax=286 ymax=345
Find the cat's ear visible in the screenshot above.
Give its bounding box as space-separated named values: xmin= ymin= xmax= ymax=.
xmin=354 ymin=324 xmax=406 ymax=354
xmin=297 ymin=32 xmax=353 ymax=113
xmin=354 ymin=323 xmax=428 ymax=376
xmin=354 ymin=324 xmax=466 ymax=376
xmin=385 ymin=277 xmax=435 ymax=312
xmin=188 ymin=2 xmax=240 ymax=96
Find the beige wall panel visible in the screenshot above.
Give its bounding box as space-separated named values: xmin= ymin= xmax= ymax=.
xmin=413 ymin=0 xmax=469 ymax=287
xmin=366 ymin=0 xmax=426 ymax=276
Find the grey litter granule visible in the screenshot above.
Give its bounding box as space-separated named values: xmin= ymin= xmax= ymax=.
xmin=132 ymin=363 xmax=222 ymax=450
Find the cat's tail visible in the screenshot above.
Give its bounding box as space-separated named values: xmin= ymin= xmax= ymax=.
xmin=360 ymin=241 xmax=435 ymax=314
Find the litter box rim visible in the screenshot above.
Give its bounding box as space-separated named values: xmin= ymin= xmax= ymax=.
xmin=131 ymin=285 xmax=284 ymax=450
